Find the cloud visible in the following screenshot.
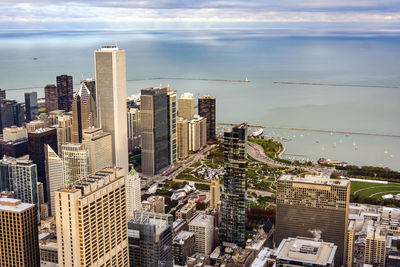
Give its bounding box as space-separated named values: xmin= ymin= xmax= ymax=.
xmin=0 ymin=0 xmax=400 ymax=29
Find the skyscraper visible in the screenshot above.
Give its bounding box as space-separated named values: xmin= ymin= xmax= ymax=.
xmin=56 ymin=74 xmax=73 ymax=112
xmin=126 ymin=168 xmax=142 ymax=217
xmin=95 ymin=46 xmax=129 ymax=172
xmin=71 ymin=81 xmax=97 ymax=143
xmin=54 ymin=114 xmax=72 ymax=155
xmin=8 ymin=159 xmax=39 ymax=209
xmin=198 ymin=95 xmax=216 ymax=142
xmin=45 ymin=145 xmax=64 ymax=217
xmin=210 ymin=178 xmax=220 ymax=208
xmin=128 ymin=212 xmax=173 ymax=267
xmin=25 ymin=91 xmax=39 ymax=122
xmin=0 ymin=198 xmax=40 ymax=267
xmin=0 ymin=99 xmax=24 ymax=133
xmin=188 ymin=115 xmax=207 ymax=152
xmin=55 ymin=168 xmax=128 ymax=267
xmin=364 ymin=224 xmax=386 ymax=267
xmin=220 ymin=123 xmax=248 ymax=249
xmin=167 ymin=89 xmax=177 ymax=164
xmin=178 ymin=92 xmax=195 ymax=120
xmin=141 ymin=87 xmax=169 ymax=176
xmin=44 ymin=84 xmax=58 ymax=114
xmin=127 ymin=108 xmax=141 ymax=150
xmin=177 ymin=117 xmax=189 ymax=160
xmin=82 ymin=127 xmax=113 ymax=174
xmin=81 ymin=78 xmax=96 ymax=102
xmin=0 ymin=127 xmax=28 ymax=159
xmin=276 ymin=175 xmax=350 ymax=266
xmin=28 ymin=127 xmax=58 ymax=202
xmin=189 ymin=214 xmax=215 ymax=255
xmin=0 ymin=88 xmax=6 ymax=99
xmin=61 ymin=143 xmax=89 ymax=186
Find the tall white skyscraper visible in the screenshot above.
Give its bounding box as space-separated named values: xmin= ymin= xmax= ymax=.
xmin=62 ymin=143 xmax=89 ymax=186
xmin=126 ymin=168 xmax=142 ymax=218
xmin=94 ymin=46 xmax=129 ymax=173
xmin=45 ymin=145 xmax=64 ymax=216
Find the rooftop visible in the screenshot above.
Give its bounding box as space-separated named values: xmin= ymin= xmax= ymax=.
xmin=279 ymin=174 xmax=349 ymax=187
xmin=275 ymin=237 xmax=336 ymax=265
xmin=251 ymin=248 xmax=273 ymax=267
xmin=189 ymin=214 xmax=214 ymax=228
xmin=0 ymin=198 xmax=34 ymax=213
xmin=173 ymin=230 xmax=195 ymax=244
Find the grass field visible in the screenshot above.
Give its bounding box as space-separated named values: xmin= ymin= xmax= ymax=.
xmin=351 ymin=181 xmax=400 ymax=199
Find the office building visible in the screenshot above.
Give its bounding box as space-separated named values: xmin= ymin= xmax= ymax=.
xmin=178 ymin=92 xmax=195 ymax=120
xmin=61 ymin=143 xmax=89 ymax=186
xmin=8 ymin=159 xmax=39 ymax=210
xmin=220 ymin=123 xmax=248 ymax=248
xmin=188 ymin=115 xmax=207 ymax=152
xmin=3 ymin=126 xmax=27 ymax=141
xmin=128 ymin=212 xmax=173 ymax=267
xmin=167 ymin=89 xmax=177 ymax=164
xmin=55 ymin=168 xmax=128 ymax=267
xmin=25 ymin=91 xmax=39 ymax=122
xmin=127 ymin=108 xmax=141 ymax=150
xmin=274 ymin=237 xmax=337 ymax=267
xmin=44 ymin=84 xmax=58 ymax=114
xmin=173 ymin=231 xmax=196 ymax=266
xmin=210 ymin=178 xmax=220 ymax=208
xmin=54 ymin=114 xmax=72 ymax=154
xmin=276 ymin=175 xmax=350 ymax=266
xmin=177 ymin=117 xmax=189 ymax=160
xmin=0 ymin=99 xmax=24 ymax=133
xmin=45 ymin=145 xmax=64 ymax=217
xmin=141 ymin=87 xmax=169 ymax=176
xmin=0 ymin=127 xmax=28 ymax=159
xmin=176 ymin=201 xmax=197 ymax=222
xmin=126 ymin=168 xmax=142 ymax=217
xmin=56 ymin=74 xmax=73 ymax=112
xmin=189 ymin=214 xmax=214 ymax=255
xmin=0 ymin=88 xmax=6 ymax=99
xmin=95 ymin=46 xmax=129 ymax=173
xmin=71 ymin=81 xmax=97 ymax=143
xmin=142 ymin=195 xmax=165 ymax=213
xmin=0 ymin=158 xmax=10 ymax=191
xmin=0 ymin=198 xmax=40 ymax=267
xmin=82 ymin=78 xmax=96 ymax=102
xmin=26 ymin=119 xmax=46 ymax=132
xmin=82 ymin=127 xmax=113 ymax=173
xmin=28 ymin=127 xmax=57 ymax=202
xmin=364 ymin=225 xmax=386 ymax=267
xmin=198 ymin=95 xmax=216 ymax=142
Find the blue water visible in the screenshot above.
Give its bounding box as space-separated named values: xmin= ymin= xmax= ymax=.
xmin=0 ymin=29 xmax=399 ymax=169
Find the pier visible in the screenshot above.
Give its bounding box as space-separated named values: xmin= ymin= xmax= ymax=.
xmin=217 ymin=123 xmax=400 ymax=138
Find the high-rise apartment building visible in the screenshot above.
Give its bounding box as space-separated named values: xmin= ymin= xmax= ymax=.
xmin=45 ymin=84 xmax=58 ymax=114
xmin=178 ymin=92 xmax=195 ymax=120
xmin=189 ymin=214 xmax=215 ymax=255
xmin=45 ymin=145 xmax=64 ymax=217
xmin=82 ymin=128 xmax=113 ymax=174
xmin=177 ymin=117 xmax=189 ymax=160
xmin=0 ymin=198 xmax=40 ymax=267
xmin=8 ymin=159 xmax=39 ymax=208
xmin=141 ymin=87 xmax=169 ymax=176
xmin=188 ymin=115 xmax=207 ymax=152
xmin=167 ymin=89 xmax=177 ymax=164
xmin=56 ymin=74 xmax=73 ymax=112
xmin=126 ymin=168 xmax=142 ymax=217
xmin=276 ymin=175 xmax=350 ymax=267
xmin=55 ymin=168 xmax=128 ymax=267
xmin=95 ymin=46 xmax=129 ymax=173
xmin=128 ymin=212 xmax=173 ymax=267
xmin=198 ymin=95 xmax=216 ymax=142
xmin=210 ymin=178 xmax=220 ymax=208
xmin=55 ymin=114 xmax=72 ymax=155
xmin=82 ymin=78 xmax=96 ymax=102
xmin=25 ymin=91 xmax=39 ymax=122
xmin=28 ymin=127 xmax=57 ymax=202
xmin=364 ymin=224 xmax=386 ymax=267
xmin=0 ymin=99 xmax=24 ymax=133
xmin=173 ymin=231 xmax=196 ymax=266
xmin=127 ymin=108 xmax=141 ymax=150
xmin=61 ymin=143 xmax=89 ymax=186
xmin=71 ymin=82 xmax=97 ymax=143
xmin=220 ymin=123 xmax=248 ymax=249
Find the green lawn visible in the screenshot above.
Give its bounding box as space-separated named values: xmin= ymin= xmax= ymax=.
xmin=351 ymin=181 xmax=400 ymax=198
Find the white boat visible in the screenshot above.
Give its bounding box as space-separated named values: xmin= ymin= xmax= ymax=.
xmin=252 ymin=128 xmax=263 ymax=137
xmin=384 ymin=148 xmax=388 ymax=154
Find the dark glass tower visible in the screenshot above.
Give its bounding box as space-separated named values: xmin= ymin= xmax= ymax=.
xmin=44 ymin=84 xmax=58 ymax=114
xmin=198 ymin=95 xmax=216 ymax=141
xmin=140 ymin=87 xmax=169 ymax=176
xmin=0 ymin=99 xmax=24 ymax=133
xmin=220 ymin=122 xmax=248 ymax=249
xmin=24 ymin=91 xmax=38 ymax=122
xmin=56 ymin=74 xmax=73 ymax=112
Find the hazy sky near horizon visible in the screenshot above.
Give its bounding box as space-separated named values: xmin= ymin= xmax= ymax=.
xmin=1 ymin=0 xmax=400 ymax=30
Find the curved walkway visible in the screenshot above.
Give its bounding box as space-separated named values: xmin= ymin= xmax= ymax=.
xmin=370 ymin=190 xmax=400 ymax=198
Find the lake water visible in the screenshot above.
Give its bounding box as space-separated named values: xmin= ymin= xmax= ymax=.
xmin=0 ymin=29 xmax=399 ymax=170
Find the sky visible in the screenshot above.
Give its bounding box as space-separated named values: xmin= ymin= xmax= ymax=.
xmin=0 ymin=0 xmax=400 ymax=31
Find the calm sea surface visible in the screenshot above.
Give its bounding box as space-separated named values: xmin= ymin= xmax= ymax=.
xmin=0 ymin=30 xmax=399 ymax=169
